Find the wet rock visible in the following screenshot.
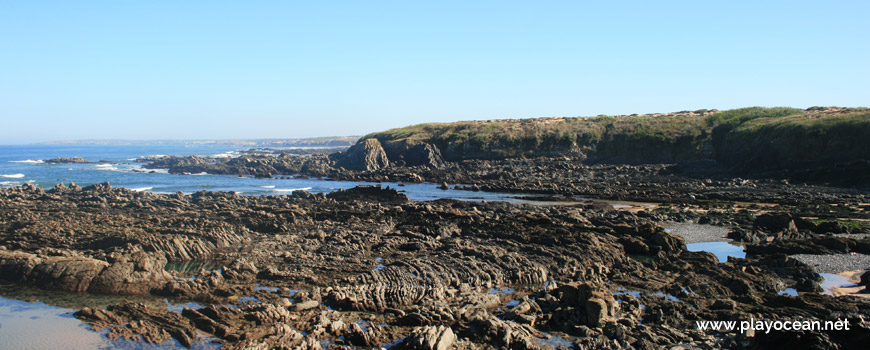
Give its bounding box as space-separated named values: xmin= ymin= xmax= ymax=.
xmin=76 ymin=302 xmax=198 ymax=348
xmin=326 ymin=185 xmax=409 ymax=203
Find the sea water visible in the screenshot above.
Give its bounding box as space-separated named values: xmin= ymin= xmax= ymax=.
xmin=0 ymin=144 xmax=538 ymax=202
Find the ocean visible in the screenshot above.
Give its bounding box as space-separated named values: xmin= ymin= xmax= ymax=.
xmin=0 ymin=144 xmax=531 ymax=202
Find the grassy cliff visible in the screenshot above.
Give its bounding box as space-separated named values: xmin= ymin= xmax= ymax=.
xmin=361 ymin=107 xmax=870 ymax=179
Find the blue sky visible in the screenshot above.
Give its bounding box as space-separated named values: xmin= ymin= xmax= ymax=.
xmin=1 ymin=1 xmax=867 ymax=144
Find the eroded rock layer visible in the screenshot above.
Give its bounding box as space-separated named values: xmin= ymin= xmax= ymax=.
xmin=0 ymin=183 xmax=868 ymax=349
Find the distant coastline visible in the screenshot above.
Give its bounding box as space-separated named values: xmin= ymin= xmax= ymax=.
xmin=35 ymin=136 xmax=360 ymax=148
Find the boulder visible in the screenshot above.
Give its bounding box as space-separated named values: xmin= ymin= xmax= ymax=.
xmin=88 ymin=251 xmax=173 ymax=294
xmin=554 ymin=282 xmax=618 ymax=328
xmin=754 ymin=213 xmax=794 ymax=232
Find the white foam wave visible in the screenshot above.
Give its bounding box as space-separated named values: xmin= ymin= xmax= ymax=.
xmin=259 ymin=185 xmax=276 ymax=189
xmin=148 ymin=168 xmax=170 ymax=174
xmin=0 ymin=181 xmax=20 ymax=186
xmin=9 ymin=159 xmax=43 ymax=164
xmin=0 ymin=174 xmax=25 ymax=178
xmin=211 ymin=152 xmax=238 ymax=158
xmin=95 ymin=166 xmax=118 ymax=171
xmin=95 ymin=163 xmax=114 ymax=168
xmin=273 ymin=187 xmax=312 ymax=192
xmin=131 ymin=187 xmax=153 ymax=192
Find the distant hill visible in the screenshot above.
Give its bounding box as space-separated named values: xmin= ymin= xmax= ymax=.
xmin=38 ymin=136 xmax=360 ymax=148
xmin=352 ymin=107 xmax=870 ymax=183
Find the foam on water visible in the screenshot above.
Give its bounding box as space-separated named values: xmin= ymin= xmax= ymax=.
xmin=259 ymin=185 xmax=276 ymax=189
xmin=0 ymin=181 xmax=21 ymax=186
xmin=274 ymin=187 xmax=312 ymax=192
xmin=94 ymin=164 xmax=118 ymax=171
xmin=131 ymin=187 xmax=153 ymax=192
xmin=9 ymin=159 xmax=43 ymax=164
xmin=211 ymin=151 xmax=238 ymax=158
xmin=0 ymin=173 xmax=25 ymax=178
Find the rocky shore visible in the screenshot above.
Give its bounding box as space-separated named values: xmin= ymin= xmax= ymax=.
xmin=1 ymin=182 xmax=868 ymax=349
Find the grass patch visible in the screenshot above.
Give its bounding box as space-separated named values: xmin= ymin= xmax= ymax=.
xmin=359 ymin=107 xmax=869 ymax=169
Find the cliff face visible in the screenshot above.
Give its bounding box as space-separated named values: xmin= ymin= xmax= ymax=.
xmin=348 ymin=107 xmax=870 ymax=184
xmin=710 ymin=108 xmax=870 ymax=184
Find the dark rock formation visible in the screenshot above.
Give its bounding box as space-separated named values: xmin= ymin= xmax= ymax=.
xmin=43 ymin=157 xmax=93 ymax=164
xmin=325 ymin=185 xmax=409 ymax=204
xmin=336 ymin=138 xmax=390 ymax=171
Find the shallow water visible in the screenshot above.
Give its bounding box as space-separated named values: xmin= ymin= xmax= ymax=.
xmin=164 ymin=261 xmax=224 ymax=277
xmin=778 ymin=288 xmax=799 ymax=297
xmin=0 ymin=282 xmax=223 ymax=349
xmin=686 ymin=241 xmax=746 ymax=262
xmin=536 ymin=334 xmax=574 ymax=349
xmin=0 ymin=145 xmax=549 ymax=203
xmin=820 ymin=273 xmax=858 ymax=296
xmin=0 ymin=295 xmax=221 ymax=350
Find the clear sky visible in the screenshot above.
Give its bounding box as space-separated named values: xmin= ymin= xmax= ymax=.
xmin=1 ymin=1 xmax=867 ymax=144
